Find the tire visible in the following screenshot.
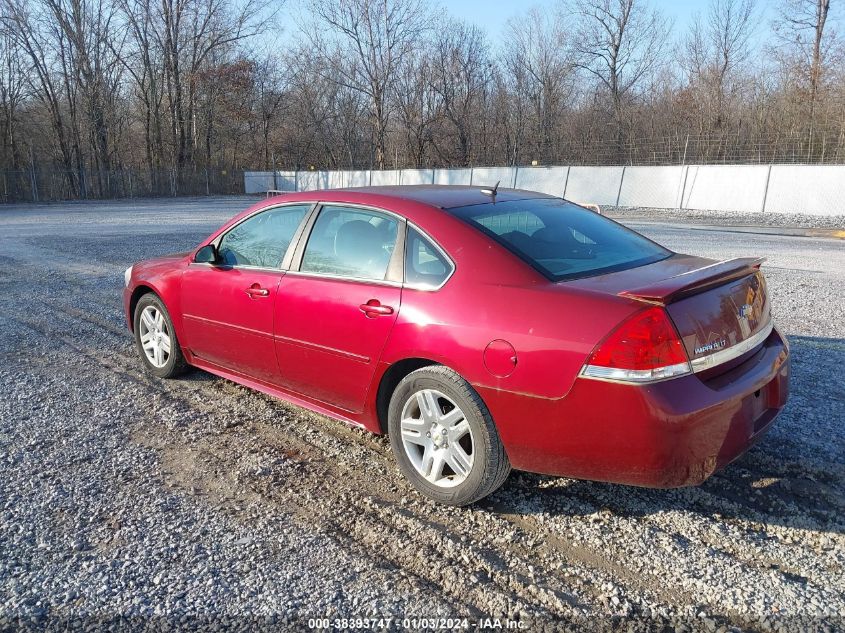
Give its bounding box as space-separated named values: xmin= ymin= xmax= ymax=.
xmin=388 ymin=365 xmax=511 ymax=506
xmin=133 ymin=293 xmax=189 ymax=379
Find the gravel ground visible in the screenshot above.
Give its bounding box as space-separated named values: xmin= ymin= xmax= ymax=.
xmin=605 ymin=206 xmax=845 ymax=230
xmin=0 ymin=197 xmax=843 ymax=631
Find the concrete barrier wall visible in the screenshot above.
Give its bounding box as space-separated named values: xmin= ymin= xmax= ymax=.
xmin=244 ymin=172 xmax=276 ymax=194
xmin=325 ymin=171 xmax=344 ymax=189
xmin=250 ymin=165 xmax=845 ymax=216
xmin=682 ymin=165 xmax=770 ymax=213
xmin=764 ymin=165 xmax=845 ymax=216
xmin=369 ymin=169 xmax=401 ymax=186
xmin=471 ymin=167 xmax=517 ymax=189
xmin=281 ymin=171 xmax=297 ymax=191
xmin=303 ymin=172 xmax=325 ymax=190
xmin=514 ymin=166 xmax=568 ymax=196
xmin=343 ymin=170 xmax=370 ymax=187
xmin=618 ymin=166 xmax=685 ymax=208
xmin=433 ymin=168 xmax=472 ymax=185
xmin=565 ymin=166 xmax=625 ymax=206
xmin=401 ymin=169 xmax=434 ymax=185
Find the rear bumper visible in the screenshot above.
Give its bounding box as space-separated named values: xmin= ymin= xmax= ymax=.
xmin=483 ymin=327 xmax=790 ymax=488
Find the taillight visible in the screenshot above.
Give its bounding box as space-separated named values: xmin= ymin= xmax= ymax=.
xmin=581 ymin=306 xmax=691 ymax=383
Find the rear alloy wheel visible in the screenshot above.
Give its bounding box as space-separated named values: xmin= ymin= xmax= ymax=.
xmin=133 ymin=294 xmax=188 ymax=379
xmin=388 ymin=366 xmax=510 ymax=506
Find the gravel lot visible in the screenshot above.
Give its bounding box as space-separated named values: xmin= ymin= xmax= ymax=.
xmin=606 ymin=206 xmax=845 ymax=230
xmin=1 ymin=197 xmax=843 ymax=631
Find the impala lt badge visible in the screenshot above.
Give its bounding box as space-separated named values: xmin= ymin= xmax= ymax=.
xmin=695 ymin=339 xmax=727 ymax=355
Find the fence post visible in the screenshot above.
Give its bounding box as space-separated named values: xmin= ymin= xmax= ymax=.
xmin=760 ymin=164 xmax=773 ymax=214
xmin=30 ymin=167 xmax=38 ymax=203
xmin=678 ymin=165 xmax=690 ymax=211
xmin=29 ymin=146 xmax=39 ymax=202
xmin=615 ymin=166 xmax=626 ymax=206
xmin=562 ymin=166 xmax=570 ymax=199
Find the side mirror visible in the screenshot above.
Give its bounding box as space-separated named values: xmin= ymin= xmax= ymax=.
xmin=194 ymin=244 xmax=219 ymax=264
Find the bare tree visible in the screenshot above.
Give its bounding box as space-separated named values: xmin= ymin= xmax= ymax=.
xmin=114 ymin=0 xmax=166 ymax=179
xmin=249 ymin=52 xmax=288 ymax=170
xmin=308 ymin=0 xmax=429 ymax=169
xmin=430 ymin=18 xmax=491 ymax=166
xmin=685 ymin=0 xmax=756 ymax=132
xmin=503 ymin=8 xmax=573 ymax=164
xmin=773 ymin=0 xmax=836 ymax=158
xmin=567 ymin=0 xmax=670 ymax=159
xmin=0 ymin=26 xmax=25 ymax=171
xmin=395 ymin=45 xmax=438 ymax=167
xmin=2 ymin=0 xmax=83 ymax=194
xmin=38 ymin=0 xmax=125 ymax=194
xmin=119 ymin=0 xmax=270 ymax=183
xmin=2 ymin=0 xmax=845 ymax=202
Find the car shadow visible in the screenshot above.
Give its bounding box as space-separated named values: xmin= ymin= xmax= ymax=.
xmin=481 ymin=335 xmax=845 ymax=536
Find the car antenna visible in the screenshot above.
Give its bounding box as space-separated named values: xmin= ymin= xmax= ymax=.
xmin=480 ymin=180 xmax=500 ymax=201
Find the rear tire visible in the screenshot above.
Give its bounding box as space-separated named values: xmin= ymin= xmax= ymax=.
xmin=133 ymin=293 xmax=188 ymax=379
xmin=388 ymin=365 xmax=510 ymax=506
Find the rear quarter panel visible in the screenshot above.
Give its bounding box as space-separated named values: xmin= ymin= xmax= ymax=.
xmin=383 ymin=281 xmax=640 ymax=400
xmin=378 ymin=205 xmax=645 ymax=408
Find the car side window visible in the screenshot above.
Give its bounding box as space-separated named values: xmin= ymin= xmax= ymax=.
xmin=218 ymin=205 xmax=310 ymax=268
xmin=404 ymin=227 xmax=453 ymax=289
xmin=300 ymin=206 xmax=399 ymax=281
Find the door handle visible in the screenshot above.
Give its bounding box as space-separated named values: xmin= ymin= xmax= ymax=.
xmin=245 ymin=284 xmax=270 ymax=298
xmin=359 ymin=299 xmax=394 ymax=318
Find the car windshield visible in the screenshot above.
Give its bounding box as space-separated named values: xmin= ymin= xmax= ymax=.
xmin=448 ymin=198 xmax=671 ymax=281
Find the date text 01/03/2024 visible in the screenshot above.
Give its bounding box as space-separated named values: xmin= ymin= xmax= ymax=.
xmin=306 ymin=617 xmax=528 ymax=630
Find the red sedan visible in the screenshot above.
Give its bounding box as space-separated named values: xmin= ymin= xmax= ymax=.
xmin=123 ymin=186 xmax=790 ymax=505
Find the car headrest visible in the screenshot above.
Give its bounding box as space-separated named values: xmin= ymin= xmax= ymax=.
xmin=334 ymin=219 xmax=383 ymax=264
xmin=532 ymin=226 xmax=574 ymax=244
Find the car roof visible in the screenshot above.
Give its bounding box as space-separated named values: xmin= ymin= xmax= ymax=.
xmin=335 ymin=185 xmax=555 ymax=209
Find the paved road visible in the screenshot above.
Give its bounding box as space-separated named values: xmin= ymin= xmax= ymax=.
xmin=1 ymin=197 xmax=843 ymax=631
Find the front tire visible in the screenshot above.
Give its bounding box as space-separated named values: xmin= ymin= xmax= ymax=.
xmin=388 ymin=365 xmax=511 ymax=506
xmin=133 ymin=293 xmax=188 ymax=379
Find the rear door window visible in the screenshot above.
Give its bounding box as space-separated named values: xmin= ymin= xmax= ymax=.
xmin=300 ymin=206 xmax=399 ymax=281
xmin=448 ymin=198 xmax=670 ymax=281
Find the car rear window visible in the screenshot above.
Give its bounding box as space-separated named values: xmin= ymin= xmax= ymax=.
xmin=448 ymin=198 xmax=671 ymax=281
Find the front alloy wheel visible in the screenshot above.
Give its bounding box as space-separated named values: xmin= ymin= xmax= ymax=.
xmin=138 ymin=305 xmax=171 ymax=368
xmin=388 ymin=365 xmax=511 ymax=506
xmin=133 ymin=293 xmax=188 ymax=379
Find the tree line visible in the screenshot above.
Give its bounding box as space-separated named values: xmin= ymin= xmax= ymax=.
xmin=0 ymin=0 xmax=842 ymax=199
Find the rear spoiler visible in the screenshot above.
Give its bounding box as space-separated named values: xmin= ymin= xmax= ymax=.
xmin=619 ymin=257 xmax=765 ymax=305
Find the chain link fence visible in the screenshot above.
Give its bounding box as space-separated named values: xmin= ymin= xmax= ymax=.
xmin=0 ymin=167 xmax=246 ymax=203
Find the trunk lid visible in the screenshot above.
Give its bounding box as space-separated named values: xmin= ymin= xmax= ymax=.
xmin=662 ymin=268 xmax=771 ymax=370
xmin=572 ymin=255 xmax=772 ymax=372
